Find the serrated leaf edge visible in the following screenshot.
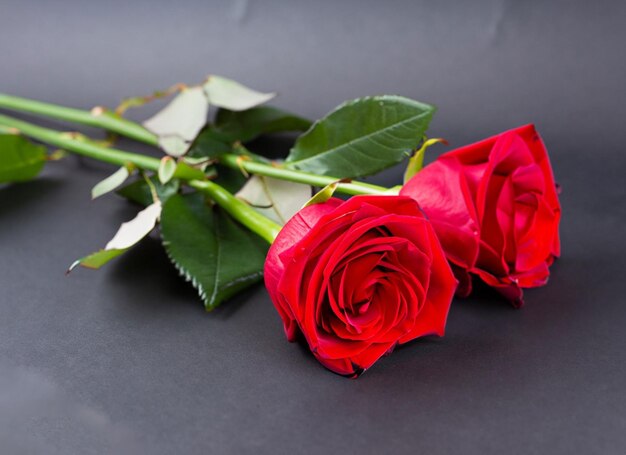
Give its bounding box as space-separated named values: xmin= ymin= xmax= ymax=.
xmin=160 ymin=235 xmax=263 ymax=310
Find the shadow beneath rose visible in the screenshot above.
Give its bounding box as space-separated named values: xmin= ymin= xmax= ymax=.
xmin=289 ymin=282 xmax=522 ymax=379
xmin=453 ymin=280 xmax=521 ymax=313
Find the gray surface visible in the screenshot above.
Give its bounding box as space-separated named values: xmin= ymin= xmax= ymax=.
xmin=1 ymin=0 xmax=625 ymax=453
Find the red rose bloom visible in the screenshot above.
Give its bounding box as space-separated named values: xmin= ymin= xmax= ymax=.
xmin=264 ymin=195 xmax=456 ymax=377
xmin=401 ymin=124 xmax=561 ymax=307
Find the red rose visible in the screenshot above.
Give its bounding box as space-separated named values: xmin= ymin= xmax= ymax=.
xmin=401 ymin=124 xmax=561 ymax=307
xmin=264 ymin=195 xmax=456 ymax=377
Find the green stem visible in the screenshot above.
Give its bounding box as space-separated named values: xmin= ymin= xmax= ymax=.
xmin=189 ymin=181 xmax=280 ymax=243
xmin=0 ymin=93 xmax=390 ymax=196
xmin=0 ymin=93 xmax=159 ymax=146
xmin=0 ymin=114 xmax=280 ymax=244
xmin=0 ymin=114 xmax=161 ymax=171
xmin=220 ymin=153 xmax=389 ymax=196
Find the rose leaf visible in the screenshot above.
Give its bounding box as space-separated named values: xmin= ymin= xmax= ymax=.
xmin=214 ymin=106 xmax=312 ymax=143
xmin=143 ymin=86 xmax=209 ymax=152
xmin=160 ymin=193 xmax=268 ymax=310
xmin=68 ymin=201 xmax=162 ymax=271
xmin=158 ymin=156 xmax=177 ymax=184
xmin=0 ymin=133 xmax=47 ymax=183
xmin=116 ymin=175 xmax=180 ymax=207
xmin=187 ymin=106 xmax=310 ymax=161
xmin=91 ymin=166 xmax=131 ymax=199
xmin=285 ymin=96 xmax=435 ymax=178
xmin=203 ymin=75 xmax=275 ymax=111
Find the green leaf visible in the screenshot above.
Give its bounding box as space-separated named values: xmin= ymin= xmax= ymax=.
xmin=69 ymin=201 xmax=161 ymax=271
xmin=91 ymin=166 xmax=131 ymax=199
xmin=187 ymin=107 xmax=310 ymax=161
xmin=181 ymin=156 xmax=215 ymax=175
xmin=215 ymin=106 xmax=312 ymax=143
xmin=160 ymin=193 xmax=268 ymax=310
xmin=69 ymin=249 xmax=126 ymax=271
xmin=158 ymin=156 xmax=177 ymax=184
xmin=285 ymin=96 xmax=435 ymax=178
xmin=235 ymin=175 xmax=311 ymax=225
xmin=173 ymin=161 xmax=206 ymax=180
xmin=0 ymin=134 xmax=47 ymax=183
xmin=186 ymin=125 xmax=234 ymax=160
xmin=212 ymin=164 xmax=248 ymax=193
xmin=116 ymin=176 xmax=180 ymax=206
xmin=203 ymin=75 xmax=275 ymax=111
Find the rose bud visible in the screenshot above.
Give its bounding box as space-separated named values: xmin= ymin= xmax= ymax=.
xmin=264 ymin=195 xmax=456 ymax=377
xmin=400 ymin=124 xmax=561 ymax=307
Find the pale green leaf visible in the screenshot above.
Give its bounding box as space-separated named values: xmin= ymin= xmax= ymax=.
xmin=143 ymin=86 xmax=208 ymax=141
xmin=158 ymin=156 xmax=177 ymax=184
xmin=105 ymin=201 xmax=161 ymax=250
xmin=203 ymin=75 xmax=275 ymax=111
xmin=235 ymin=175 xmax=311 ymax=225
xmin=91 ymin=166 xmax=131 ymax=199
xmin=158 ymin=135 xmax=190 ymax=157
xmin=69 ymin=202 xmax=161 ymax=271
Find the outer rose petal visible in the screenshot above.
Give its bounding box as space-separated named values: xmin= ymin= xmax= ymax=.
xmin=264 ymin=198 xmax=342 ymax=340
xmin=400 ymin=160 xmax=480 ymax=270
xmin=513 ymin=124 xmax=561 ymax=258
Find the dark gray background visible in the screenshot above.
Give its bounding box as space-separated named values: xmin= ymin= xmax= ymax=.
xmin=1 ymin=1 xmax=625 ymax=453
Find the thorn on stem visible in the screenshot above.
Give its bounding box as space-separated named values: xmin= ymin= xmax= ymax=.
xmin=90 ymin=106 xmax=106 ymax=116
